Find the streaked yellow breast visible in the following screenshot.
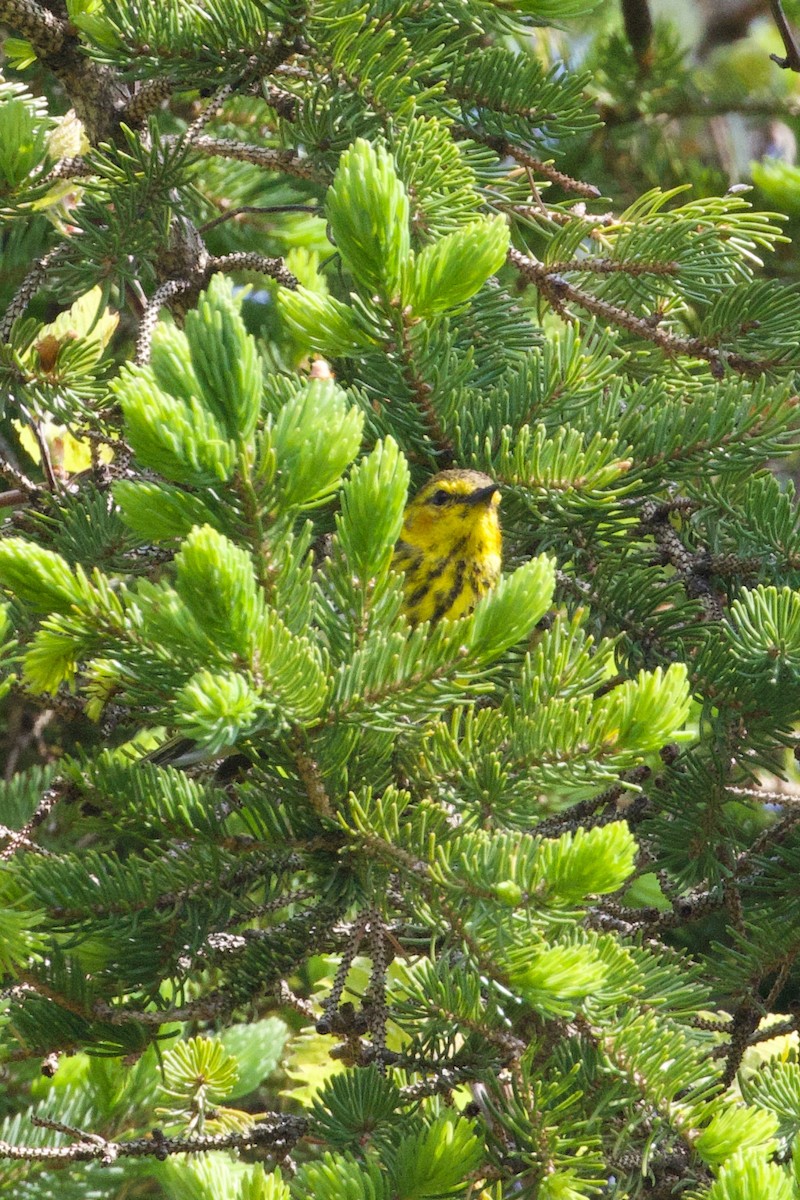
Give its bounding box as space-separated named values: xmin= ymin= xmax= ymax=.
xmin=393 ymin=493 xmax=501 ymax=626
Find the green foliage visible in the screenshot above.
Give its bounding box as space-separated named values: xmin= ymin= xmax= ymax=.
xmin=530 ymin=822 xmax=638 ymax=904
xmin=0 ymin=78 xmax=50 ymax=189
xmin=279 ymin=288 xmax=380 ymax=355
xmin=390 ymin=1113 xmax=483 ymax=1197
xmin=336 ymin=438 xmax=409 ymax=584
xmin=700 ymin=1151 xmax=795 ymax=1200
xmin=272 ymin=379 xmax=364 ymax=509
xmin=406 ymin=217 xmax=510 ymax=317
xmin=326 ymin=140 xmax=410 ymax=302
xmin=161 ymin=1035 xmax=239 ymax=1107
xmin=693 ymin=1105 xmax=779 ymax=1168
xmin=294 ymin=1154 xmax=391 ymax=1200
xmin=727 ymin=586 xmax=800 ymax=679
xmin=3 ymin=2 xmax=800 ymax=1200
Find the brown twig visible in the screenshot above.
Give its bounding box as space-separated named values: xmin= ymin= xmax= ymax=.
xmin=135 ymin=278 xmax=195 ymax=365
xmin=208 ymin=252 xmax=298 ymax=290
xmin=124 ymin=77 xmax=175 ymax=127
xmin=0 ymin=1114 xmax=308 ymax=1164
xmin=545 ymin=257 xmax=678 ymax=278
xmin=0 ymin=783 xmax=67 ymax=862
xmin=622 ymin=0 xmax=654 ymax=68
xmin=453 ymin=126 xmax=601 ymax=200
xmin=769 ymin=0 xmax=800 ymax=71
xmin=263 ymin=83 xmax=298 ymax=119
xmin=641 ymin=500 xmax=724 ymax=620
xmin=0 ymin=0 xmax=125 ymax=142
xmin=188 ymin=137 xmax=328 ymax=183
xmin=0 ymin=243 xmax=71 ymax=343
xmin=398 ymin=316 xmax=455 ymax=463
xmin=18 ymin=404 xmax=58 ymax=493
xmin=92 ymin=991 xmax=235 ymax=1027
xmin=0 ymin=452 xmax=41 ymax=498
xmin=534 ymin=764 xmax=652 ymax=839
xmin=36 ymin=157 xmax=94 ymax=186
xmin=290 ymin=730 xmax=335 ymax=821
xmin=200 ymin=203 xmax=320 ymax=234
xmin=721 ymin=1000 xmax=761 ymax=1087
xmin=507 ymin=247 xmax=770 ymax=378
xmin=0 ymin=489 xmax=30 ymax=508
xmin=0 ymin=824 xmax=52 ymax=855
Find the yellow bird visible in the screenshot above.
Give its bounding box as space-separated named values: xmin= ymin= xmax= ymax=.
xmin=392 ymin=468 xmax=502 ymax=627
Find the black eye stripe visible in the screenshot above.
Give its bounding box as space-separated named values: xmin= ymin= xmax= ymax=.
xmin=425 ymin=484 xmax=496 ymax=507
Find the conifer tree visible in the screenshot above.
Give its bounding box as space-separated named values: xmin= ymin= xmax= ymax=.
xmin=3 ymin=2 xmax=800 ymax=1198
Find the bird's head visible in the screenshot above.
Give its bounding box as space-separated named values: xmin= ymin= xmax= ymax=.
xmin=401 ymin=469 xmax=501 ymax=548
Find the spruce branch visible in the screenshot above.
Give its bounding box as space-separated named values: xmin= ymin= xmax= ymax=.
xmin=133 ymin=226 xmax=300 ymax=366
xmin=641 ymin=500 xmax=724 ymax=620
xmin=446 ymin=83 xmax=559 ymax=126
xmin=181 ymin=40 xmax=296 ymax=143
xmin=602 ymin=94 xmax=800 ymax=124
xmin=598 ymin=883 xmax=726 ymax=935
xmin=733 ymin=806 xmax=800 ymax=878
xmin=0 ymin=0 xmax=124 ymax=141
xmin=36 ymin=156 xmax=94 ymax=186
xmin=185 ymin=79 xmax=246 ymax=144
xmin=738 ymin=1013 xmax=800 ymax=1048
xmin=124 ymin=77 xmax=176 ymax=127
xmin=188 ymin=137 xmax=328 ymax=183
xmin=0 ymin=0 xmax=65 ymax=56
xmin=505 ymin=202 xmax=616 ymax=231
xmin=397 ymin=315 xmax=455 ymax=463
xmin=720 ymin=1000 xmax=760 ymax=1087
xmin=135 ymin=279 xmax=195 ymax=365
xmin=0 ymin=782 xmax=69 ymax=862
xmin=199 ymin=204 xmax=320 ymax=234
xmin=43 ymin=852 xmax=290 ymax=926
xmin=622 ymin=0 xmax=654 ymax=67
xmin=18 ymin=404 xmax=58 ymax=493
xmin=686 ymin=1014 xmax=731 ymax=1033
xmin=92 ymin=992 xmax=235 ymax=1027
xmin=364 ymin=910 xmax=390 ymax=1068
xmin=317 ymin=910 xmax=371 ymax=1031
xmin=0 ymin=457 xmax=41 ymax=499
xmin=274 ymin=63 xmax=314 ymax=81
xmin=263 ymin=82 xmax=298 ymax=119
xmin=399 ymin=1063 xmax=490 ymax=1101
xmin=276 ymin=979 xmax=317 ymax=1021
xmin=454 ymin=126 xmax=601 ymax=199
xmin=507 ymin=247 xmax=770 ymax=377
xmin=290 ymin=731 xmax=335 ymax=821
xmin=533 ymin=765 xmax=653 ymax=839
xmin=764 ymin=952 xmax=796 ymax=1009
xmin=726 ymin=784 xmax=800 ymax=807
xmin=545 ymin=257 xmax=679 ymax=278
xmin=0 ymin=243 xmax=70 ymax=343
xmin=209 ymin=252 xmax=299 ymax=290
xmin=2 ymin=703 xmax=54 ymax=781
xmin=721 ymin=858 xmax=746 ymax=939
xmin=0 ymin=1114 xmax=308 ymax=1165
xmin=0 ymin=824 xmax=52 ymax=855
xmin=714 ymin=998 xmax=800 ymax=1056
xmin=769 ymin=0 xmax=800 ymax=71
xmin=0 ymin=489 xmax=31 ymax=509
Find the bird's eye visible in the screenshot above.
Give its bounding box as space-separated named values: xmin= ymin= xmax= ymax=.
xmin=430 ymin=489 xmax=450 ymax=506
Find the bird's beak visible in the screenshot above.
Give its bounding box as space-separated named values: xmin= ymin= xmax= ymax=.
xmin=467 ymin=484 xmax=500 ymax=506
